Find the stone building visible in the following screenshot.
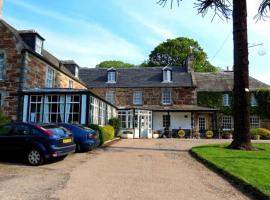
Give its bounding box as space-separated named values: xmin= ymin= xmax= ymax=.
xmin=80 ymin=63 xmax=270 ymax=138
xmin=0 ymin=19 xmax=117 ymax=125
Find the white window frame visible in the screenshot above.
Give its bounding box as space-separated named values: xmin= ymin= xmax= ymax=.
xmin=75 ymin=67 xmax=79 ymax=78
xmin=250 ymin=116 xmax=260 ymax=128
xmin=118 ymin=110 xmax=133 ymax=129
xmin=65 ymin=95 xmax=81 ymax=124
xmin=69 ymin=80 xmax=74 ymax=88
xmin=105 ymin=91 xmax=114 ymax=104
xmin=0 ymin=53 xmax=5 ymax=80
xmin=222 ymin=116 xmax=233 ymax=130
xmin=133 ymin=91 xmax=142 ymax=105
xmin=46 ymin=67 xmax=55 ymax=88
xmin=251 ymin=94 xmax=258 ymax=107
xmin=198 ymin=116 xmax=206 ymax=131
xmin=223 ymin=94 xmax=230 ymax=107
xmin=162 ymin=89 xmax=172 ymax=105
xmin=29 ymin=95 xmax=43 ymax=123
xmin=35 ymin=37 xmax=43 ymax=54
xmin=163 ymin=70 xmax=172 ymax=82
xmin=162 ymin=114 xmax=171 ymax=127
xmin=90 ymin=97 xmax=99 ymax=125
xmin=107 ymin=71 xmax=116 ymax=83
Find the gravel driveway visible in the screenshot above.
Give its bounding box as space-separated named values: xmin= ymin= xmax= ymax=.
xmin=51 ymin=139 xmax=251 ymax=200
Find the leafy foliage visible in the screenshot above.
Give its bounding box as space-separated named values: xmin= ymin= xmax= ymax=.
xmin=100 ymin=125 xmax=115 ymax=143
xmin=0 ymin=110 xmax=11 ymax=126
xmin=147 ymin=37 xmax=218 ymax=72
xmin=96 ymin=60 xmax=133 ymax=68
xmin=108 ymin=118 xmax=121 ymax=135
xmin=255 ymin=89 xmax=270 ymax=118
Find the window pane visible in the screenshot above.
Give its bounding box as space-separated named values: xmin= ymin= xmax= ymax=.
xmin=133 ymin=91 xmax=142 ymax=105
xmin=162 ymin=89 xmax=171 ymax=105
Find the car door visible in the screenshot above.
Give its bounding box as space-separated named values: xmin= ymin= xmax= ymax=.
xmin=8 ymin=124 xmax=32 ymax=152
xmin=0 ymin=124 xmax=12 ymax=151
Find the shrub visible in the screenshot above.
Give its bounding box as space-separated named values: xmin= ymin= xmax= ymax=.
xmin=251 ymin=128 xmax=270 ymax=140
xmin=221 ymin=131 xmax=232 ymax=139
xmin=178 ymin=129 xmax=185 ymax=138
xmin=0 ymin=110 xmax=10 ymax=126
xmin=206 ymin=130 xmax=214 ymax=139
xmin=100 ymin=125 xmax=115 ymax=143
xmin=108 ymin=118 xmax=121 ymax=136
xmin=88 ymin=124 xmax=100 ymax=131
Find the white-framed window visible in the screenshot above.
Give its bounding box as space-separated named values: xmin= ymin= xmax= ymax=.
xmin=223 ymin=94 xmax=230 ymax=106
xmin=35 ymin=37 xmax=43 ymax=54
xmin=90 ymin=97 xmax=99 ymax=125
xmin=162 ymin=89 xmax=172 ymax=105
xmin=65 ymin=95 xmax=80 ymax=124
xmin=46 ymin=68 xmax=55 ymax=88
xmin=107 ymin=71 xmax=116 ymax=83
xmin=198 ymin=116 xmax=206 ymax=130
xmin=29 ymin=95 xmax=43 ymax=123
xmin=250 ymin=116 xmax=260 ymax=128
xmin=69 ymin=80 xmax=74 ymax=88
xmin=43 ymin=95 xmax=65 ymax=123
xmin=163 ymin=114 xmax=170 ymax=127
xmin=133 ymin=91 xmax=142 ymax=105
xmin=118 ymin=110 xmax=133 ymax=129
xmin=163 ymin=69 xmax=172 ymax=82
xmin=105 ymin=91 xmax=114 ymax=104
xmin=99 ymin=102 xmax=106 ymax=126
xmin=222 ymin=116 xmax=233 ymax=130
xmin=0 ymin=53 xmax=5 ymax=80
xmin=251 ymin=94 xmax=258 ymax=107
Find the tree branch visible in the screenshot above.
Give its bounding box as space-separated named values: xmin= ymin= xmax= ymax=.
xmin=256 ymin=0 xmax=270 ymax=20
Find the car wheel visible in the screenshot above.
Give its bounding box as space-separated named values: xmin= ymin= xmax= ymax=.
xmin=27 ymin=149 xmax=44 ymax=166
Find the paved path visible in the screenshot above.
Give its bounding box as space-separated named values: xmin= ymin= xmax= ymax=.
xmin=53 ymin=139 xmax=251 ymax=200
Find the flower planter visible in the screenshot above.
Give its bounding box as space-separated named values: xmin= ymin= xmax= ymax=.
xmin=153 ymin=133 xmax=160 ymax=139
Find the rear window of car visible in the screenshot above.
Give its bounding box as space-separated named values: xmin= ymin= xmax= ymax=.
xmin=41 ymin=125 xmax=70 ymax=136
xmin=76 ymin=125 xmax=93 ymax=131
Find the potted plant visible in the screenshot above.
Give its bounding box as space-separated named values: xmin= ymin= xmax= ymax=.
xmin=120 ymin=130 xmax=134 ymax=139
xmin=178 ymin=129 xmax=185 ymax=138
xmin=153 ymin=131 xmax=160 ymax=139
xmin=206 ymin=130 xmax=214 ymax=139
xmin=222 ymin=131 xmax=233 ymax=139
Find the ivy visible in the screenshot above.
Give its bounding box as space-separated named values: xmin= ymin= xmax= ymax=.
xmin=255 ymin=89 xmax=270 ymax=118
xmin=197 ymin=90 xmax=270 ymax=118
xmin=197 ymin=92 xmax=233 ymax=115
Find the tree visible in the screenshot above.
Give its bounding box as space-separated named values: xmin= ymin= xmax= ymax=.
xmin=96 ymin=60 xmax=133 ymax=68
xmin=147 ymin=37 xmax=218 ymax=72
xmin=158 ymin=0 xmax=270 ymax=150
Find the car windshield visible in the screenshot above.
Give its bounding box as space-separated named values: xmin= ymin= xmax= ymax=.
xmin=41 ymin=125 xmax=69 ymax=136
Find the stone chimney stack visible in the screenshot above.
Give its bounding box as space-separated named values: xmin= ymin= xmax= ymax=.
xmin=185 ymin=47 xmax=194 ymax=73
xmin=0 ymin=0 xmax=3 ymax=19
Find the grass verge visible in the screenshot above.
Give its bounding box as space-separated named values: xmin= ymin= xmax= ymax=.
xmin=191 ymin=143 xmax=270 ymax=200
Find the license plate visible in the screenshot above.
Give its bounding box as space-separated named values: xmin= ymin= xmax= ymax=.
xmin=63 ymin=138 xmax=72 ymax=143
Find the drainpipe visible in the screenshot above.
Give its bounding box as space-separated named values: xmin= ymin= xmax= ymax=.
xmin=17 ymin=50 xmax=28 ymax=121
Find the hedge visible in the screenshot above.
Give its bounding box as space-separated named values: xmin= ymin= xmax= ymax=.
xmin=251 ymin=128 xmax=270 ymax=140
xmin=89 ymin=124 xmax=115 ymax=144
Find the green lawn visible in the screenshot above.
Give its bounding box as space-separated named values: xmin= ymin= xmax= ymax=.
xmin=192 ymin=143 xmax=270 ymax=197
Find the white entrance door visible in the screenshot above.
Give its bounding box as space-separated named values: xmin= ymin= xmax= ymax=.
xmin=134 ymin=110 xmax=152 ymax=138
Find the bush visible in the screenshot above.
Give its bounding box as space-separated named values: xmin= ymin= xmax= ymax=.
xmin=0 ymin=110 xmax=10 ymax=126
xmin=108 ymin=118 xmax=121 ymax=136
xmin=206 ymin=130 xmax=214 ymax=139
xmin=178 ymin=129 xmax=185 ymax=138
xmin=251 ymin=128 xmax=270 ymax=140
xmin=100 ymin=125 xmax=115 ymax=144
xmin=221 ymin=131 xmax=232 ymax=139
xmin=88 ymin=124 xmax=100 ymax=131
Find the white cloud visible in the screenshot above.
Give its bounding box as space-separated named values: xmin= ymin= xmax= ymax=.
xmin=6 ymin=0 xmax=145 ymax=67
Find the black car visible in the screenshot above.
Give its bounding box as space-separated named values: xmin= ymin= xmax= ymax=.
xmin=0 ymin=122 xmax=76 ymax=166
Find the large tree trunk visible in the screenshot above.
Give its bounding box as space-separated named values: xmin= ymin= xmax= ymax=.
xmin=229 ymin=0 xmax=253 ymax=150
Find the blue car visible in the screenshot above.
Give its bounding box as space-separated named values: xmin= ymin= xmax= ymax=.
xmin=59 ymin=124 xmax=100 ymax=152
xmin=0 ymin=122 xmax=76 ymax=166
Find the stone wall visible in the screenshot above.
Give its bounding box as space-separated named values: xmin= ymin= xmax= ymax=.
xmin=0 ymin=22 xmax=22 ymax=119
xmin=90 ymin=87 xmax=196 ymax=107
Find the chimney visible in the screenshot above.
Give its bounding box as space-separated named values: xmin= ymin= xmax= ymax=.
xmin=0 ymin=0 xmax=3 ymax=19
xmin=185 ymin=47 xmax=194 ymax=73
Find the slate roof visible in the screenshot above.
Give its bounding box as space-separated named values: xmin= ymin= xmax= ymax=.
xmin=79 ymin=67 xmax=194 ymax=88
xmin=195 ymin=72 xmax=270 ymax=92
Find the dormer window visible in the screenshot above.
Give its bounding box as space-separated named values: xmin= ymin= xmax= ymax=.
xmin=107 ymin=68 xmax=116 ymax=83
xmin=35 ymin=36 xmax=43 ymax=54
xmin=162 ymin=67 xmax=172 ymax=82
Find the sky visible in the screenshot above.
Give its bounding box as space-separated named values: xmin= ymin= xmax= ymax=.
xmin=2 ymin=0 xmax=270 ymax=84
